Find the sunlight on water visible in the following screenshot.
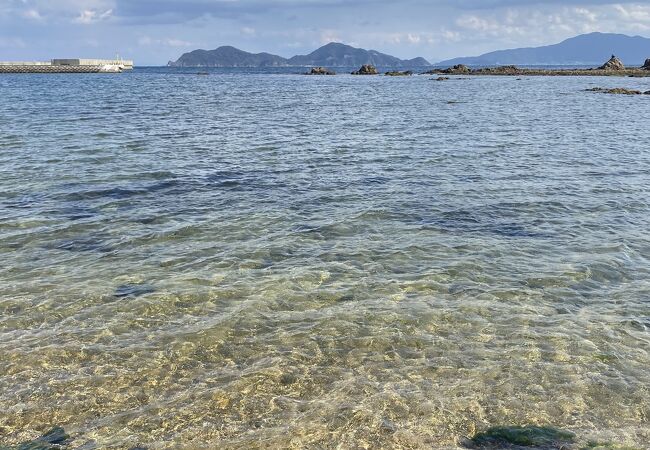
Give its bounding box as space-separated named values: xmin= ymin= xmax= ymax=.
xmin=1 ymin=70 xmax=649 ymax=448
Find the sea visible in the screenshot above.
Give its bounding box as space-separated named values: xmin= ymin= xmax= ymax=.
xmin=1 ymin=67 xmax=649 ymax=449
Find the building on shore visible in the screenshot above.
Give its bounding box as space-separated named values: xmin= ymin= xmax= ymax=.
xmin=0 ymin=58 xmax=134 ymax=73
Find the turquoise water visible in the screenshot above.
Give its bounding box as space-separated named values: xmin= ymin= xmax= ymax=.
xmin=1 ymin=70 xmax=650 ymax=449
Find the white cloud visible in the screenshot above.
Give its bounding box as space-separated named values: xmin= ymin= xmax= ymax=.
xmin=22 ymin=9 xmax=43 ymax=21
xmin=241 ymin=26 xmax=256 ymax=36
xmin=138 ymin=36 xmax=194 ymax=47
xmin=74 ymin=8 xmax=113 ymax=24
xmin=407 ymin=33 xmax=421 ymax=44
xmin=319 ymin=29 xmax=340 ymax=44
xmin=454 ymin=4 xmax=650 ymax=46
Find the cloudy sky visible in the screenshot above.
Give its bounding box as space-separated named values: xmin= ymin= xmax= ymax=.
xmin=1 ymin=0 xmax=650 ymax=65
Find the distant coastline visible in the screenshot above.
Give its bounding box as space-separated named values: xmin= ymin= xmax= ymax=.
xmin=169 ymin=32 xmax=650 ymax=69
xmin=168 ymin=42 xmax=430 ymax=68
xmin=438 ymin=32 xmax=650 ymax=67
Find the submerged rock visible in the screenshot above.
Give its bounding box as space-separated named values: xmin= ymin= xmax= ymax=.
xmin=585 ymin=87 xmax=646 ymax=95
xmin=642 ymin=59 xmax=650 ymax=70
xmin=307 ymin=66 xmax=336 ymax=75
xmin=379 ymin=419 xmax=397 ymax=434
xmin=599 ymin=55 xmax=625 ymax=71
xmin=114 ymin=283 xmax=156 ymax=298
xmin=351 ymin=64 xmax=378 ymax=75
xmin=467 ymin=425 xmax=575 ymax=448
xmin=385 ymin=70 xmax=413 ymax=76
xmin=435 ymin=76 xmax=450 ymax=81
xmin=14 ymin=426 xmax=69 ymax=449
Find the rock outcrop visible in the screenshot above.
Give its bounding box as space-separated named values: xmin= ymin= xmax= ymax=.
xmin=472 ymin=65 xmax=520 ymax=75
xmin=307 ymin=67 xmax=336 ymax=75
xmin=642 ymin=59 xmax=650 ymax=70
xmin=425 ymin=65 xmax=650 ymax=77
xmin=441 ymin=64 xmax=471 ymax=74
xmin=385 ymin=70 xmax=413 ymax=76
xmin=352 ymin=64 xmax=378 ymax=75
xmin=599 ymin=55 xmax=625 ymax=70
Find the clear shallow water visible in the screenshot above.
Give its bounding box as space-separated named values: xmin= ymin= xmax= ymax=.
xmin=1 ymin=69 xmax=650 ymax=449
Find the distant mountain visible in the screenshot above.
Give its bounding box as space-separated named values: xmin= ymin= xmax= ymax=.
xmin=438 ymin=32 xmax=650 ymax=67
xmin=169 ymin=43 xmax=430 ymax=68
xmin=287 ymin=43 xmax=430 ymax=67
xmin=169 ymin=46 xmax=288 ymax=67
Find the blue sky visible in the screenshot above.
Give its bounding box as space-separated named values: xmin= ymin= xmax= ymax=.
xmin=1 ymin=0 xmax=650 ymax=65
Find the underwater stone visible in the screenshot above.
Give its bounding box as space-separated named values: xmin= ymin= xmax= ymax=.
xmin=280 ymin=373 xmax=297 ymax=385
xmin=15 ymin=426 xmax=69 ymax=450
xmin=380 ymin=419 xmax=397 ymax=434
xmin=114 ymin=284 xmax=156 ymax=298
xmin=585 ymin=87 xmax=644 ymax=95
xmin=469 ymin=425 xmax=575 ymax=448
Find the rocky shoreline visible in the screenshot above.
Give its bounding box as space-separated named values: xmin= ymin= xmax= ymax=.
xmin=426 ymin=56 xmax=650 ymax=77
xmin=304 ymin=56 xmax=650 ymax=78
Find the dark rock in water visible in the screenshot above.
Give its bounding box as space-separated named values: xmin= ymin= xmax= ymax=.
xmin=55 ymin=237 xmax=112 ymax=253
xmin=586 ymin=87 xmax=643 ymax=95
xmin=442 ymin=64 xmax=471 ymax=74
xmin=599 ymin=55 xmax=625 ymax=70
xmin=642 ymin=58 xmax=650 ymax=70
xmin=435 ymin=76 xmax=450 ymax=81
xmin=114 ymin=284 xmax=156 ymax=298
xmin=306 ymin=66 xmax=336 ymax=75
xmin=15 ymin=426 xmax=69 ymax=450
xmin=197 ymin=72 xmax=209 ymax=76
xmin=467 ymin=426 xmax=575 ymax=449
xmin=337 ymin=294 xmax=355 ymax=303
xmin=351 ymin=64 xmax=378 ymax=75
xmin=280 ymin=373 xmax=297 ymax=385
xmin=384 ymin=70 xmax=413 ymax=76
xmin=473 ymin=65 xmax=520 ymax=75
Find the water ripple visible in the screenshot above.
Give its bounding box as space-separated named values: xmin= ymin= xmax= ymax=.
xmin=1 ymin=70 xmax=649 ymax=448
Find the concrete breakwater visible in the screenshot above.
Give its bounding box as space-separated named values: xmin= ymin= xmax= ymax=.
xmin=0 ymin=59 xmax=134 ymax=74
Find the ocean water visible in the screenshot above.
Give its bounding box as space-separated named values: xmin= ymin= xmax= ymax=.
xmin=1 ymin=69 xmax=650 ymax=449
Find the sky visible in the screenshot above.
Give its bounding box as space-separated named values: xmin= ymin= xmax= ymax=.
xmin=1 ymin=0 xmax=650 ymax=65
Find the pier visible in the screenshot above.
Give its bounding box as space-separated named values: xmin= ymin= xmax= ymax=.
xmin=0 ymin=58 xmax=134 ymax=73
